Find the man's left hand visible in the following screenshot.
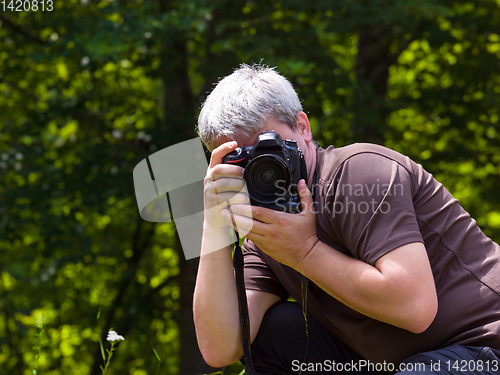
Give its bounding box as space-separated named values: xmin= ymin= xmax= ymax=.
xmin=221 ymin=179 xmax=319 ymax=270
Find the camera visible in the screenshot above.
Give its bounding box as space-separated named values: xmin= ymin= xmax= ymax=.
xmin=223 ymin=131 xmax=307 ymax=213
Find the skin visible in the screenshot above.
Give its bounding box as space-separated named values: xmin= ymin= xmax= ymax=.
xmin=193 ymin=111 xmax=438 ymax=368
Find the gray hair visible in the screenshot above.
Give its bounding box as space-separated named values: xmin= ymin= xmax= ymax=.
xmin=197 ymin=64 xmax=303 ymax=151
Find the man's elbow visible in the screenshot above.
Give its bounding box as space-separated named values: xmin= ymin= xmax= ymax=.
xmin=405 ymin=295 xmax=438 ymax=334
xmin=202 ymin=353 xmax=232 ymax=369
xmin=199 ymin=343 xmax=242 ymax=369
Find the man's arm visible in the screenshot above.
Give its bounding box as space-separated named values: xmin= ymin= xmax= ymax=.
xmin=193 ymin=237 xmax=280 ymax=367
xmin=193 ymin=141 xmax=280 ymax=368
xmin=223 ymin=181 xmax=438 ymax=334
xmin=298 ymin=241 xmax=438 ymax=333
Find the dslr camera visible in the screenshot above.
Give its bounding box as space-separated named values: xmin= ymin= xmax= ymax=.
xmin=223 ymin=131 xmax=307 ymax=213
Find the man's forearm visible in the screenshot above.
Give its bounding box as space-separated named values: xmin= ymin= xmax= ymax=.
xmin=193 ymin=224 xmax=242 ymax=367
xmin=296 ymin=241 xmax=437 ymax=333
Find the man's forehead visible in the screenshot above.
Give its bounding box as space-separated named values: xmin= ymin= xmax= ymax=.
xmin=215 ymin=132 xmax=260 ymax=149
xmin=212 ymin=120 xmax=298 ymax=150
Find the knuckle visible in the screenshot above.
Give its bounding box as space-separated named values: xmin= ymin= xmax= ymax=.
xmin=204 ymin=181 xmax=215 ymax=195
xmin=210 ymin=164 xmax=222 ymax=175
xmin=269 ymin=229 xmax=280 ymax=238
xmin=204 ymin=171 xmax=217 ymax=184
xmin=276 ymin=217 xmax=287 ymax=227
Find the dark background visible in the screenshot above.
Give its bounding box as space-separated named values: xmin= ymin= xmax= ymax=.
xmin=1 ymin=0 xmax=500 ymax=374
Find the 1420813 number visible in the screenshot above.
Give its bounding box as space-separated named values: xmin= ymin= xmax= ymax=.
xmin=1 ymin=0 xmax=54 ymax=11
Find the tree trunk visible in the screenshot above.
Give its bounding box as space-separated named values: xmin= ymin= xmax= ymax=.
xmin=352 ymin=25 xmax=392 ymax=145
xmin=159 ymin=23 xmax=220 ymax=374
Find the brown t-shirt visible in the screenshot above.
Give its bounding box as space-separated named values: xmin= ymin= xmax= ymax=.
xmin=242 ymin=143 xmax=500 ymax=365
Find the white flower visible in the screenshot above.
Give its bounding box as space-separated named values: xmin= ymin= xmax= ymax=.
xmin=107 ymin=330 xmax=125 ymax=342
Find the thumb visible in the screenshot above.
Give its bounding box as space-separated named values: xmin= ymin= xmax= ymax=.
xmin=298 ymin=179 xmax=313 ymax=213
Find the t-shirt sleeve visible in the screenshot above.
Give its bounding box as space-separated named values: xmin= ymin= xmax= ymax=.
xmin=241 ymin=239 xmax=290 ymax=300
xmin=326 ymin=153 xmax=424 ymax=265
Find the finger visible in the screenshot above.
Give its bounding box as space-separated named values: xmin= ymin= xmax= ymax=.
xmin=204 ymin=177 xmax=246 ymax=200
xmin=205 ymin=192 xmax=249 ymax=210
xmin=297 ymin=179 xmax=313 ymax=213
xmin=211 ymin=176 xmax=246 ymax=194
xmin=222 ymin=208 xmax=263 ymax=236
xmin=230 ymin=204 xmax=276 ymax=224
xmin=220 ymin=192 xmax=250 ymax=205
xmin=221 ymin=208 xmax=236 ymax=230
xmin=209 ymin=141 xmax=238 ymax=168
xmin=211 ymin=164 xmax=245 ymax=179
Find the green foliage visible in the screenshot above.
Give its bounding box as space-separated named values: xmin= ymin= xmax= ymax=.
xmin=1 ymin=0 xmax=499 ymax=374
xmin=1 ymin=1 xmax=181 ymax=373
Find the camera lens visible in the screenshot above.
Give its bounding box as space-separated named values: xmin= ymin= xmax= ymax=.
xmin=244 ymin=155 xmax=291 ymax=204
xmin=260 ymin=168 xmax=277 ymax=185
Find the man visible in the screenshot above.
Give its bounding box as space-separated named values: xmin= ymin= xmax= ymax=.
xmin=193 ymin=64 xmax=500 ymax=374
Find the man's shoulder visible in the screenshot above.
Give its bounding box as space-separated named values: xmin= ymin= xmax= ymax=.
xmin=320 ymin=143 xmax=413 ymax=166
xmin=317 ymin=143 xmax=416 ymax=182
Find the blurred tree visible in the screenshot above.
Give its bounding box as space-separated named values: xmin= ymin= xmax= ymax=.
xmin=1 ymin=1 xmax=499 ymax=375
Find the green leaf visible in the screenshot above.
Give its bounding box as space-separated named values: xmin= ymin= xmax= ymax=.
xmin=99 ymin=340 xmax=106 ymax=361
xmin=151 ymin=346 xmax=161 ymax=362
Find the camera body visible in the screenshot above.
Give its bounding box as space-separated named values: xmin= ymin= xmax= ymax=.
xmin=223 ymin=131 xmax=307 ymax=213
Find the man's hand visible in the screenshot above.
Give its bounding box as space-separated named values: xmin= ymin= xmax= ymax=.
xmin=203 ymin=141 xmax=249 ymax=229
xmin=222 ymin=179 xmax=319 ymax=270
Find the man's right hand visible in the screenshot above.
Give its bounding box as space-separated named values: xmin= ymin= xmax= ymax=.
xmin=203 ymin=141 xmax=249 ymax=229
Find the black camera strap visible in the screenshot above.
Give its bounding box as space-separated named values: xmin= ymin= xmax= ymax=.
xmin=231 ymin=228 xmax=257 ymax=375
xmin=297 ymin=169 xmax=317 ymax=374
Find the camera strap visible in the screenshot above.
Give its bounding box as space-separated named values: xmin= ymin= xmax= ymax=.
xmin=297 ymin=169 xmax=317 ymax=374
xmin=231 ymin=228 xmax=257 ymax=375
